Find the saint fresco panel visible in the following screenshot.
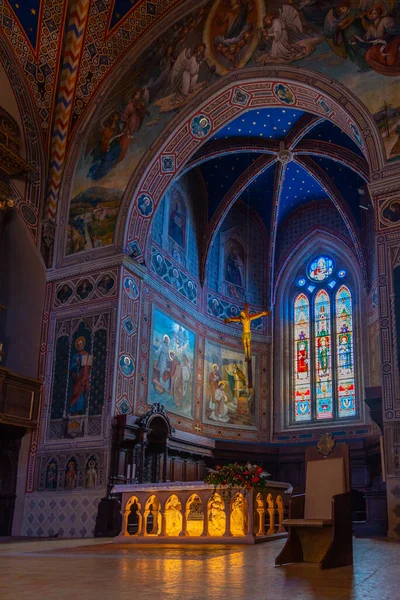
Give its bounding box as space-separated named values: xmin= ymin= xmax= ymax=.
xmin=148 ymin=306 xmax=195 ymax=418
xmin=203 ymin=339 xmax=256 ymax=428
xmin=68 ymin=0 xmax=400 ymax=255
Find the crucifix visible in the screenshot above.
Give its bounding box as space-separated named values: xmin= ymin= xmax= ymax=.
xmin=224 ymin=302 xmax=270 ymax=388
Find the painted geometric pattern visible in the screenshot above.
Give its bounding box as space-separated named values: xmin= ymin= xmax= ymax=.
xmin=0 ymin=0 xmax=66 ymax=135
xmin=90 ymin=328 xmax=107 ymax=416
xmin=45 ymin=0 xmax=90 ymax=220
xmin=22 ymin=493 xmax=103 ymax=538
xmin=151 ymin=247 xmax=198 ymax=305
xmin=54 ymin=270 xmax=117 ymax=306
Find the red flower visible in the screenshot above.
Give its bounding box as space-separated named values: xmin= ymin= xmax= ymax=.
xmin=246 ymin=483 xmax=251 ymax=490
xmin=244 ymin=471 xmax=249 ymax=475
xmin=251 ymin=476 xmax=260 ymax=483
xmin=257 ymin=467 xmax=263 ymax=474
xmin=222 ymin=481 xmax=227 ymax=486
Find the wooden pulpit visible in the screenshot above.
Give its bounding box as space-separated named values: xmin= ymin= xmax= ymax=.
xmin=275 ymin=442 xmax=353 ymax=569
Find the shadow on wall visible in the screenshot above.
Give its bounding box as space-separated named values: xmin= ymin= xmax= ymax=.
xmin=0 ymin=209 xmax=45 ymax=378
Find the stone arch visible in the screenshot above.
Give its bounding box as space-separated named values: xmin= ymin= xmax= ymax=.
xmin=58 ymin=68 xmax=384 ymax=266
xmin=185 ymin=493 xmax=204 ymax=536
xmin=274 ymin=230 xmax=368 ymax=432
xmin=144 ymin=494 xmax=161 ymax=536
xmin=164 ymin=494 xmax=183 ymax=536
xmin=116 ymin=70 xmax=383 ymax=261
xmin=125 ymin=495 xmax=143 ymax=536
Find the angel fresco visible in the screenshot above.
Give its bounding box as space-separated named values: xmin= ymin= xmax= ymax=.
xmin=86 ymin=88 xmax=150 ymax=181
xmin=256 ymin=5 xmax=323 ymax=64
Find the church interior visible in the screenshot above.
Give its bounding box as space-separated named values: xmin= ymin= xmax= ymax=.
xmin=1 ymin=0 xmax=400 ymax=597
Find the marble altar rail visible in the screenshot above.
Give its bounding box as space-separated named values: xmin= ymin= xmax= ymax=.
xmin=112 ymin=481 xmax=291 ymax=544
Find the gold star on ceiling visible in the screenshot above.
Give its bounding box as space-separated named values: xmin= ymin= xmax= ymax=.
xmin=15 ymin=3 xmax=19 ymax=8
xmin=31 ymin=8 xmax=36 ymax=15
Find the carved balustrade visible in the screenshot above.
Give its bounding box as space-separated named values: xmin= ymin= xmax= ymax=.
xmin=113 ymin=480 xmax=291 ymax=544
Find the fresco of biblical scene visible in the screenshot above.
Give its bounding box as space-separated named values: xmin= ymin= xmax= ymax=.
xmin=203 ymin=0 xmax=264 ymax=75
xmin=293 ymin=293 xmax=311 ymax=421
xmin=336 ymin=285 xmax=356 ymax=417
xmin=314 ymin=289 xmax=333 ymax=419
xmin=203 ymin=339 xmax=256 ymax=428
xmin=224 ymin=238 xmax=246 ymax=301
xmin=149 ymin=307 xmax=195 ymax=418
xmin=68 ymin=0 xmax=400 ymax=255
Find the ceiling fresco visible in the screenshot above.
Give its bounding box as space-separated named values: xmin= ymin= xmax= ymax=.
xmin=64 ymin=0 xmax=398 ymax=259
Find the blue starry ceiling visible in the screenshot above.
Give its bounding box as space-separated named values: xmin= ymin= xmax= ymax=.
xmin=238 ymin=162 xmax=277 ymax=228
xmin=8 ymin=1 xmax=41 ymax=51
xmin=190 ymin=107 xmax=369 ymax=234
xmin=198 ymin=153 xmax=263 ymax=220
xmin=312 ymin=156 xmax=369 ymax=226
xmin=108 ymin=1 xmax=143 ymax=32
xmin=278 ymin=161 xmax=329 ymax=225
xmin=302 ymin=119 xmax=364 ymax=157
xmin=211 ymin=108 xmax=305 ymax=142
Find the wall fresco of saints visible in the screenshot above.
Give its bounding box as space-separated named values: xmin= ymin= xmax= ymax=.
xmin=49 ymin=314 xmax=109 ymax=439
xmin=148 ymin=307 xmax=195 ymax=418
xmin=68 ymin=0 xmax=400 ymax=255
xmin=203 ymin=339 xmax=256 ymax=428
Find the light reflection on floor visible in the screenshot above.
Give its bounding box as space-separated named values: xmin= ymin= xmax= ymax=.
xmin=0 ymin=537 xmax=399 ymax=600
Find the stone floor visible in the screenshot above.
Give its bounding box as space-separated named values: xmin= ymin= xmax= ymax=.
xmin=0 ymin=537 xmax=399 ymax=600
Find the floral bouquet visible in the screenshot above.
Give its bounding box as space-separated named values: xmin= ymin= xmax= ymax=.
xmin=205 ymin=462 xmax=270 ymax=499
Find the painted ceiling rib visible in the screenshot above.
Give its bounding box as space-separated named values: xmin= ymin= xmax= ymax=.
xmin=286 ymin=114 xmax=324 ymax=151
xmin=295 ymin=155 xmax=367 ymax=288
xmin=267 ymin=161 xmax=285 ymax=307
xmin=294 ymin=140 xmax=370 ymax=181
xmin=199 ymin=154 xmax=276 ymax=286
xmin=184 ymin=138 xmax=280 ymax=174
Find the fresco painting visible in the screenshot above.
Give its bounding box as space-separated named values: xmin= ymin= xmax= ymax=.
xmin=68 ymin=0 xmax=400 ymax=254
xmin=203 ymin=339 xmax=256 ymax=428
xmin=148 ymin=306 xmax=195 ymax=418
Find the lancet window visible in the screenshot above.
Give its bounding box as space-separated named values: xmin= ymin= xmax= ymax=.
xmin=293 ymin=256 xmax=356 ymax=422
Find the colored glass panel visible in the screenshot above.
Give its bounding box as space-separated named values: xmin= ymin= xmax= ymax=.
xmin=294 ymin=293 xmax=311 ymax=421
xmin=336 ymin=285 xmax=356 ymax=417
xmin=308 ymin=256 xmax=334 ymax=282
xmin=315 ymin=289 xmax=333 ymax=419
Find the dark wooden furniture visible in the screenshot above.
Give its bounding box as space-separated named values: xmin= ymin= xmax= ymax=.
xmin=275 ymin=442 xmax=353 ymax=569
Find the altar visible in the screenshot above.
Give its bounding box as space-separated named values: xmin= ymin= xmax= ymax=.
xmin=112 ymin=480 xmax=291 ymax=544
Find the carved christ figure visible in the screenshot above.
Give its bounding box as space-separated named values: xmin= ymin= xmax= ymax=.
xmin=224 ymin=302 xmax=270 ymax=361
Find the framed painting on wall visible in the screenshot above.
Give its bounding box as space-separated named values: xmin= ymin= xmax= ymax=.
xmin=203 ymin=339 xmax=256 ymax=428
xmin=148 ymin=306 xmax=195 ymax=418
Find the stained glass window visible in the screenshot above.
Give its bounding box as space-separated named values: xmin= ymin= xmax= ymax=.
xmin=315 ymin=290 xmax=333 ymax=419
xmin=336 ymin=286 xmax=356 ymax=418
xmin=308 ymin=256 xmax=334 ymax=282
xmin=294 ymin=294 xmax=311 ymax=421
xmin=292 ymin=259 xmax=357 ymax=423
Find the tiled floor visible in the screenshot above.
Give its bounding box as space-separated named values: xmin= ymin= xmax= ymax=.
xmin=0 ymin=537 xmax=399 ymax=600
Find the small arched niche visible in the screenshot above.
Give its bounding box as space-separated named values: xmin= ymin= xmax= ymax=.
xmin=164 ymin=494 xmax=183 ymax=536
xmin=185 ymin=494 xmax=204 ymax=536
xmin=144 ymin=495 xmax=161 ymax=536
xmin=126 ymin=496 xmax=142 ymax=536
xmin=230 ymin=493 xmax=248 ymax=536
xmin=207 ymin=493 xmax=226 ymax=536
